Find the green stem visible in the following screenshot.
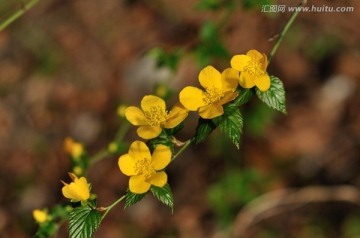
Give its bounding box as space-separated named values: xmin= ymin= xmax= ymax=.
xmin=88 ymin=149 xmax=109 ymax=166
xmin=0 ymin=0 xmax=39 ymax=31
xmin=172 ymin=138 xmax=194 ymax=161
xmin=268 ymin=0 xmax=307 ymax=64
xmin=115 ymin=120 xmax=130 ymax=141
xmin=101 ymin=195 xmax=126 ymax=221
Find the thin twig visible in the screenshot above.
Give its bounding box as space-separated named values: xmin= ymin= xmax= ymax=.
xmin=232 ymin=185 xmax=360 ymax=237
xmin=0 ymin=0 xmax=39 ymax=31
xmin=268 ymin=0 xmax=307 ymax=64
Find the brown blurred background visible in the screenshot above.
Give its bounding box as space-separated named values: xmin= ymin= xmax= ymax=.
xmin=0 ymin=0 xmax=360 ymax=237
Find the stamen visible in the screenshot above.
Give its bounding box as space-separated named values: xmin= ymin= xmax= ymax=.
xmin=144 ymin=106 xmax=167 ymax=126
xmin=134 ymin=158 xmax=156 ymax=180
xmin=244 ymin=58 xmax=264 ymax=77
xmin=203 ymin=88 xmax=224 ymax=105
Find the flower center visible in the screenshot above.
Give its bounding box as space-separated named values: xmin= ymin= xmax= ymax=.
xmin=203 ymin=88 xmax=223 ymax=105
xmin=144 ymin=106 xmax=167 ymax=126
xmin=134 ymin=158 xmax=156 ymax=180
xmin=244 ymin=58 xmax=264 ymax=77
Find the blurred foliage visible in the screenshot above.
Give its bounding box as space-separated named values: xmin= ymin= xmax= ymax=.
xmin=207 ymin=168 xmax=269 ymax=226
xmin=196 ymin=21 xmax=230 ymax=67
xmin=241 ymin=0 xmax=273 ymax=10
xmin=35 ymin=205 xmax=71 ymax=238
xmin=196 ymin=0 xmax=274 ymax=11
xmin=342 ymin=215 xmax=360 ymax=238
xmin=244 ymin=102 xmax=276 ymax=136
xmin=305 ymin=33 xmax=340 ymax=62
xmin=148 ymin=47 xmax=182 ymax=72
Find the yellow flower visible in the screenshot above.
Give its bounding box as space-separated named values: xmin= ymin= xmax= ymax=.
xmin=33 ymin=209 xmax=48 ymax=224
xmin=125 ymin=95 xmax=188 ymax=139
xmin=61 ymin=173 xmax=90 ymax=202
xmin=230 ymin=49 xmax=271 ymax=92
xmin=118 ymin=140 xmax=171 ymax=194
xmin=64 ymin=137 xmax=84 ymax=159
xmin=179 ymin=66 xmax=239 ymax=119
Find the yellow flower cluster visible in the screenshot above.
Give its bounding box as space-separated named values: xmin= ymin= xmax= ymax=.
xmin=58 ymin=50 xmax=270 ymax=201
xmin=119 ymin=49 xmax=270 ymax=194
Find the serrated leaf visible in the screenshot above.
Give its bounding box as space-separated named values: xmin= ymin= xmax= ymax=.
xmin=233 ymin=88 xmax=253 ymax=106
xmin=256 ymin=76 xmax=287 ymax=114
xmin=213 ymin=107 xmax=243 ymax=149
xmin=124 ymin=190 xmax=146 ymax=208
xmin=68 ymin=206 xmax=101 ymax=238
xmin=151 ymin=184 xmax=174 ymax=212
xmin=194 ymin=118 xmax=217 ymax=144
xmin=147 ymin=132 xmax=174 ymax=153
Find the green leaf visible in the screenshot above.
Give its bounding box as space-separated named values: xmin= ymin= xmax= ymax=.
xmin=194 ymin=117 xmax=217 ymax=144
xmin=233 ymin=88 xmax=253 ymax=106
xmin=151 ymin=184 xmax=174 ymax=212
xmin=213 ymin=106 xmax=243 ymax=149
xmin=124 ymin=190 xmax=146 ymax=208
xmin=68 ymin=206 xmax=101 ymax=238
xmin=164 ymin=122 xmax=184 ymax=136
xmin=147 ymin=131 xmax=174 ymax=153
xmin=256 ymin=76 xmax=287 ymax=114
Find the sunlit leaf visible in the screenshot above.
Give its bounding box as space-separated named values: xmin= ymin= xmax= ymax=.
xmin=124 ymin=190 xmax=146 ymax=208
xmin=68 ymin=206 xmax=101 ymax=238
xmin=151 ymin=184 xmax=174 ymax=212
xmin=256 ymin=76 xmax=286 ymax=114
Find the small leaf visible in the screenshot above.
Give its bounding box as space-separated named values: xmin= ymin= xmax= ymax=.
xmin=213 ymin=106 xmax=243 ymax=149
xmin=68 ymin=206 xmax=101 ymax=238
xmin=194 ymin=118 xmax=217 ymax=144
xmin=164 ymin=122 xmax=184 ymax=136
xmin=256 ymin=76 xmax=287 ymax=114
xmin=151 ymin=184 xmax=174 ymax=212
xmin=124 ymin=190 xmax=146 ymax=208
xmin=147 ymin=131 xmax=174 ymax=153
xmin=233 ymin=88 xmax=253 ymax=106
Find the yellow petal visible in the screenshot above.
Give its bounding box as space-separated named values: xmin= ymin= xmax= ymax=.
xmin=62 ymin=185 xmax=77 ymax=200
xmin=125 ymin=106 xmax=147 ymax=126
xmin=118 ymin=154 xmax=136 ymax=176
xmin=179 ymin=86 xmax=206 ymax=111
xmin=239 ymin=72 xmax=256 ymax=89
xmin=199 ymin=66 xmax=222 ymax=90
xmin=230 ymin=55 xmax=251 ymax=71
xmin=128 ymin=140 xmax=151 ymax=161
xmin=151 ymin=145 xmax=171 ymax=170
xmin=129 ymin=175 xmax=151 ymax=194
xmin=62 ymin=177 xmax=90 ymax=202
xmin=76 ymin=177 xmax=90 ymax=201
xmin=137 ymin=125 xmax=162 ymax=139
xmin=221 ymin=68 xmax=239 ymax=92
xmin=254 ymin=74 xmax=271 ymax=92
xmin=163 ymin=102 xmax=188 ymax=128
xmin=247 ymin=49 xmax=263 ymax=61
xmin=141 ymin=95 xmax=166 ymax=113
xmin=260 ymin=53 xmax=268 ymax=71
xmin=198 ymin=104 xmax=224 ymax=119
xmin=148 ymin=171 xmax=167 ymax=187
xmin=219 ymin=91 xmax=238 ymax=105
